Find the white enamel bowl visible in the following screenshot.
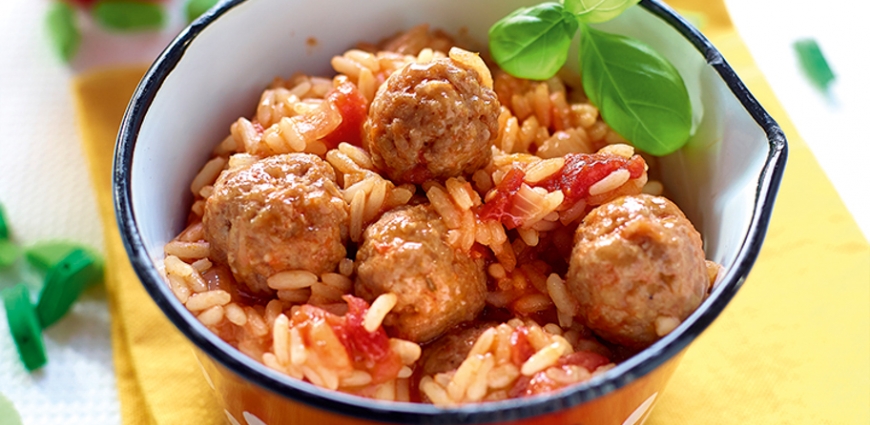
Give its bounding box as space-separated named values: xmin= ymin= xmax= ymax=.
xmin=113 ymin=0 xmax=787 ymax=423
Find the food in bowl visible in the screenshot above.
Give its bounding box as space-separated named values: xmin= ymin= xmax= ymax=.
xmin=161 ymin=25 xmax=719 ymax=405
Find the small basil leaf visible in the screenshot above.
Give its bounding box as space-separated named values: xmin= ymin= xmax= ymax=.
xmin=580 ymin=25 xmax=692 ymax=156
xmin=564 ymin=0 xmax=641 ymax=23
xmin=489 ymin=2 xmax=578 ymax=80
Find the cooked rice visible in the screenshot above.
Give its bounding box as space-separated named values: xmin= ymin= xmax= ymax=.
xmin=225 ymin=302 xmax=247 ymax=326
xmin=185 ymin=290 xmax=231 ymax=311
xmin=655 ymin=316 xmax=681 ymax=337
xmin=177 ymin=222 xmax=205 ymax=242
xmin=338 ymin=258 xmax=354 ymax=277
xmin=420 ymin=320 xmax=613 ymax=405
xmin=590 ymin=169 xmax=631 ymax=196
xmin=448 ymin=47 xmax=492 ymax=89
xmin=643 ymin=180 xmax=665 ymax=195
xmin=389 ymin=338 xmax=423 ymax=365
xmin=363 ymin=293 xmax=397 ymax=332
xmin=276 ymin=288 xmax=311 ymax=303
xmin=341 ymin=370 xmax=373 ymax=387
xmin=521 ymin=341 xmax=567 ymax=376
xmin=338 ymin=142 xmax=374 ymax=170
xmin=523 ymin=157 xmax=564 ymax=184
xmin=190 ymin=257 xmax=212 ymax=273
xmin=267 ymin=270 xmax=318 ymax=290
xmin=190 ymin=156 xmax=227 ymax=196
xmin=165 ymin=255 xmax=208 ymax=293
xmin=167 ymin=274 xmax=191 ymax=304
xmin=198 ymin=305 xmax=225 ymax=326
xmin=273 ymin=314 xmax=291 ymax=364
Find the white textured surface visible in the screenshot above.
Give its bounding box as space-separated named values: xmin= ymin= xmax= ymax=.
xmin=0 ymin=0 xmax=118 ymax=424
xmin=0 ymin=0 xmax=183 ymax=424
xmin=0 ymin=0 xmax=866 ymax=423
xmin=726 ymin=0 xmax=870 ymax=239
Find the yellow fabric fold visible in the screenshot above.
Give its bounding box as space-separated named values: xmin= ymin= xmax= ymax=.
xmin=71 ymin=1 xmax=869 ymax=423
xmin=72 ymin=67 xmax=223 ymax=425
xmin=651 ymin=1 xmax=870 ymax=424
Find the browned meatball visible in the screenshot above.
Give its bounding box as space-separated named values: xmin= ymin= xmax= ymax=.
xmin=365 ymin=58 xmax=500 ymax=184
xmin=419 ymin=323 xmax=495 ymax=376
xmin=566 ymin=194 xmax=709 ymax=349
xmin=203 ymin=153 xmax=348 ymax=295
xmin=354 ymin=204 xmax=486 ymax=343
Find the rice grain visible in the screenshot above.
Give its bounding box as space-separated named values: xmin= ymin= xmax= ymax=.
xmin=267 ymin=270 xmax=318 ymax=290
xmin=185 ymin=290 xmax=231 ymax=311
xmin=589 ymin=169 xmax=630 ymax=196
xmin=197 ymin=305 xmax=225 ymax=326
xmin=273 ymin=314 xmax=290 ymax=364
xmin=364 ymin=293 xmax=397 ymax=332
xmin=521 ymin=341 xmax=567 ymax=376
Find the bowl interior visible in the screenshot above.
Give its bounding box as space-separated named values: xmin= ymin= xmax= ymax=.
xmin=131 ymin=0 xmax=767 ymax=275
xmin=119 ymin=0 xmax=779 ymax=420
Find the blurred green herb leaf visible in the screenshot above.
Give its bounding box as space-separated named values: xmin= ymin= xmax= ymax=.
xmin=185 ymin=0 xmax=221 ymax=23
xmin=94 ymin=0 xmax=165 ymax=32
xmin=45 ymin=2 xmax=81 ymax=63
xmin=0 ymin=391 xmax=23 ymax=425
xmin=794 ymin=39 xmax=835 ymax=91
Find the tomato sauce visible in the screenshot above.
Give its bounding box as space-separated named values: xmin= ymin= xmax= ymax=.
xmin=322 ymin=82 xmax=368 ymax=149
xmin=477 ymin=167 xmax=526 ymax=229
xmin=539 ymin=152 xmax=645 ymax=205
xmin=478 ymin=153 xmax=645 ymax=229
xmin=509 ymin=326 xmax=535 ymax=366
xmin=334 ymin=295 xmax=403 ymax=383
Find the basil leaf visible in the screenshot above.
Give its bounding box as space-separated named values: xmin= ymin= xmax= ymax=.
xmin=564 ymin=0 xmax=641 ymax=23
xmin=580 ymin=25 xmax=692 ymax=156
xmin=489 ymin=2 xmax=578 ymax=80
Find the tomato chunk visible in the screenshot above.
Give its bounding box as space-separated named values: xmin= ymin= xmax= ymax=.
xmin=556 ymin=351 xmax=611 ymax=372
xmin=477 ymin=167 xmax=526 ymax=229
xmin=509 ymin=350 xmax=612 ymax=398
xmin=287 ymin=295 xmax=403 ymax=385
xmin=322 ymin=82 xmax=368 ymax=149
xmin=332 ymin=295 xmax=403 ymax=384
xmin=509 ymin=326 xmax=535 ymax=366
xmin=538 ymin=153 xmax=645 ymax=206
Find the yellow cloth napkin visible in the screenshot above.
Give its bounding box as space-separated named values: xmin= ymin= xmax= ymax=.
xmin=73 ymin=67 xmax=224 ymax=425
xmin=71 ymin=1 xmax=869 ymax=423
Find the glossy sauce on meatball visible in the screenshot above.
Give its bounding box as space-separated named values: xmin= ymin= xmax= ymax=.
xmin=203 ymin=153 xmax=349 ymax=295
xmin=365 ymin=57 xmax=500 ymax=183
xmin=566 ymin=194 xmax=710 ymax=349
xmin=354 ymin=204 xmax=487 ymax=343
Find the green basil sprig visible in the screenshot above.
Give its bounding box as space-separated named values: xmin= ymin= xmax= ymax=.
xmin=488 ymin=0 xmax=692 ymax=156
xmin=488 ymin=3 xmax=578 ymax=80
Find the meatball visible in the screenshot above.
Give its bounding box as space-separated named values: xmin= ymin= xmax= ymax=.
xmin=203 ymin=153 xmax=348 ymax=295
xmin=365 ymin=58 xmax=500 ymax=184
xmin=419 ymin=323 xmax=495 ymax=376
xmin=566 ymin=194 xmax=709 ymax=349
xmin=354 ymin=205 xmax=486 ymax=343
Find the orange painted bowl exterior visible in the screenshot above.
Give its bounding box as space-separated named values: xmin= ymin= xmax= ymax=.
xmin=197 ymin=346 xmax=685 ymax=425
xmin=113 ymin=0 xmax=787 ymax=423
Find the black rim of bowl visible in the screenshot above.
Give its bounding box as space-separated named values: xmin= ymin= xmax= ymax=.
xmin=113 ymin=0 xmax=788 ymax=423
